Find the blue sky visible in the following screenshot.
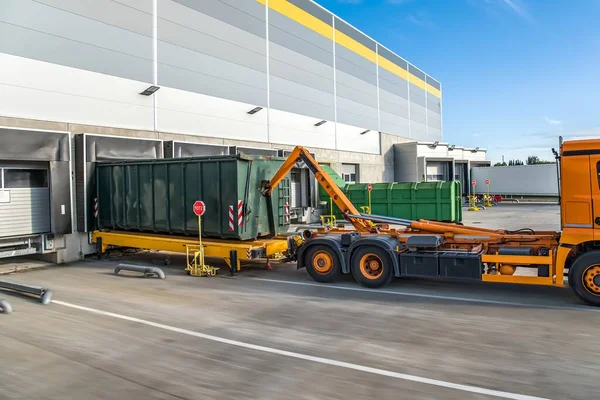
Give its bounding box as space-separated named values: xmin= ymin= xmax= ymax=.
xmin=314 ymin=0 xmax=600 ymax=162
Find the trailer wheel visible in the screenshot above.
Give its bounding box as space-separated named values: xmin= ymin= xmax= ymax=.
xmin=569 ymin=251 xmax=600 ymax=306
xmin=351 ymin=246 xmax=393 ymax=288
xmin=304 ymin=245 xmax=341 ymax=283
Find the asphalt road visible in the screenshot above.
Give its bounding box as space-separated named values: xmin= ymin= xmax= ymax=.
xmin=2 ymin=203 xmax=597 ymax=400
xmin=1 ymin=253 xmax=599 ymax=400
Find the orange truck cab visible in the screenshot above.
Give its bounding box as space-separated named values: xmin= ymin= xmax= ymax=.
xmin=555 ymin=138 xmax=600 ymax=305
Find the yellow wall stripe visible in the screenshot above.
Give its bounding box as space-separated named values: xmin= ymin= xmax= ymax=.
xmin=260 ymin=0 xmax=333 ymax=39
xmin=258 ymin=0 xmax=441 ymax=98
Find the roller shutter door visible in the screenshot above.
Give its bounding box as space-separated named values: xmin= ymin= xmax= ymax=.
xmin=0 ymin=167 xmax=51 ymax=238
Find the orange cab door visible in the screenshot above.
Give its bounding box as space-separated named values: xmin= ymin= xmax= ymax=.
xmin=590 ymin=155 xmax=600 ymax=239
xmin=560 ymin=153 xmax=593 ymax=232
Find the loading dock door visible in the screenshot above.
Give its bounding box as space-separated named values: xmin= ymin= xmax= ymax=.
xmin=426 ymin=161 xmax=450 ymax=181
xmin=0 ymin=166 xmax=51 ymax=238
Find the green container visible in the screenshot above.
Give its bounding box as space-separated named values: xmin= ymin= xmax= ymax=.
xmin=322 ymin=180 xmax=462 ymax=223
xmin=95 ymin=155 xmax=290 ymax=240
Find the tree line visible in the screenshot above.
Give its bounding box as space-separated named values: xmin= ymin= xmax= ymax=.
xmin=494 ymin=156 xmax=555 ymax=167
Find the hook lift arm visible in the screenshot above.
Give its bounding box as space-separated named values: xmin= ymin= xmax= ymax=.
xmin=262 ymin=146 xmax=377 ymax=233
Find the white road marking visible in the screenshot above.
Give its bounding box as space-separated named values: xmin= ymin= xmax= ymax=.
xmin=251 ymin=278 xmax=597 ymax=312
xmin=53 ymin=299 xmax=550 ymax=400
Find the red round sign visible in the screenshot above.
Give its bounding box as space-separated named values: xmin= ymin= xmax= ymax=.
xmin=486 ymin=179 xmax=490 ymax=185
xmin=472 ymin=179 xmax=476 ymax=186
xmin=367 ymin=183 xmax=372 ymax=191
xmin=193 ymin=200 xmax=206 ymax=216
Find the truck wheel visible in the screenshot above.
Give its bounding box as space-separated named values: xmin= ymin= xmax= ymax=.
xmin=304 ymin=245 xmax=341 ymax=283
xmin=351 ymin=246 xmax=393 ymax=288
xmin=569 ymin=251 xmax=600 ymax=306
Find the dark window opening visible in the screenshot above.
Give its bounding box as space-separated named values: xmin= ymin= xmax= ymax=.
xmin=4 ymin=169 xmax=48 ymax=188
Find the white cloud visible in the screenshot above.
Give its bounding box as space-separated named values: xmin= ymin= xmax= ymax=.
xmin=468 ymin=0 xmax=533 ymax=22
xmin=473 ymin=133 xmax=480 ymax=137
xmin=406 ymin=11 xmax=435 ymax=28
xmin=544 ymin=116 xmax=562 ymax=125
xmin=501 ymin=0 xmax=531 ymax=21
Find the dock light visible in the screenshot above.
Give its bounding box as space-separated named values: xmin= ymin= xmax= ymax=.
xmin=140 ymin=86 xmax=160 ymax=96
xmin=471 ymin=147 xmax=480 ymax=153
xmin=247 ymin=106 xmax=263 ymax=115
xmin=448 ymin=144 xmax=456 ymax=150
xmin=314 ymin=120 xmax=327 ymax=127
xmin=359 ymin=129 xmax=370 ymax=135
xmin=428 ymin=141 xmax=439 ymax=149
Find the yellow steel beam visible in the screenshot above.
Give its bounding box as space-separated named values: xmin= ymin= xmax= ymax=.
xmin=481 ymin=254 xmax=552 ymax=265
xmin=482 ymin=275 xmax=558 ymax=286
xmin=92 ymin=231 xmax=288 ymax=260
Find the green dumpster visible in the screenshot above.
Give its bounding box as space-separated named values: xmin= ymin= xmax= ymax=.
xmin=320 ymin=176 xmax=462 ymax=223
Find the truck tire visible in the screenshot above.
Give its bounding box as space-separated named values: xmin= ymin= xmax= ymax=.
xmin=569 ymin=251 xmax=600 ymax=306
xmin=350 ymin=245 xmax=393 ymax=288
xmin=304 ymin=245 xmax=342 ymax=283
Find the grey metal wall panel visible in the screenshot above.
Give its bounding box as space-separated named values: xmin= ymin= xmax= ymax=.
xmin=269 ymin=41 xmax=332 ymax=78
xmin=269 ymin=12 xmax=333 ymax=65
xmin=409 ymin=85 xmax=427 ymax=107
xmin=288 ymin=0 xmax=332 ymax=25
xmin=428 ymin=127 xmax=442 ymax=141
xmin=427 ymin=92 xmax=441 ymax=113
xmin=410 ymin=122 xmax=428 ymax=140
xmin=377 ymin=45 xmax=407 ymax=70
xmin=0 ymin=188 xmax=51 ymax=238
xmin=335 ymin=56 xmax=377 ymax=87
xmin=378 ymin=68 xmax=409 ymax=99
xmin=269 ymin=50 xmax=334 ymax=94
xmin=0 ymin=22 xmax=152 ymax=82
xmin=1 ymin=0 xmax=152 ymax=59
xmin=159 ymin=19 xmax=266 ymax=73
xmin=114 ymin=0 xmax=153 ymax=13
xmin=270 ymin=78 xmax=335 ymax=121
xmin=336 ymin=100 xmax=378 ymax=131
xmin=160 ymin=1 xmax=264 ymax=53
xmin=428 ymin=114 xmax=442 ymax=130
xmin=334 ymin=17 xmax=376 ymax=51
xmin=336 ymin=82 xmax=378 ymax=109
xmin=35 ymin=0 xmax=152 ymax=37
xmin=379 ymin=89 xmax=409 ymax=117
xmin=380 ymin=110 xmax=410 ymax=131
xmin=158 ymin=42 xmax=267 ymax=105
xmin=426 ymin=75 xmax=441 ymax=90
xmin=408 ymin=64 xmax=426 ymax=81
xmin=336 ymin=70 xmax=377 ymax=99
xmin=471 ymin=164 xmax=558 ymax=196
xmin=173 ymin=0 xmax=265 ymax=37
xmin=410 ymin=103 xmax=427 ymax=125
xmin=270 ymin=76 xmax=334 ymax=107
xmin=335 ymin=44 xmax=376 ymax=82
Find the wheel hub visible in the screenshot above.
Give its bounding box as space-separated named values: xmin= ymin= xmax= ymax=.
xmin=359 ymin=253 xmax=384 ymax=280
xmin=312 ymin=251 xmax=333 ymax=274
xmin=583 ymin=265 xmax=600 ymax=294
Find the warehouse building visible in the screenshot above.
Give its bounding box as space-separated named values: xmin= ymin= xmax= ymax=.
xmin=394 ymin=142 xmax=489 ymax=195
xmin=0 ymin=0 xmax=455 ymax=263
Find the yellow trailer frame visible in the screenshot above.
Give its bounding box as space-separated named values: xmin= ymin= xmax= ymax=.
xmin=92 ymin=231 xmax=290 ymax=272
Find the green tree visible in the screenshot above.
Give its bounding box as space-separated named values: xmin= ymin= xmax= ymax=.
xmin=526 ymin=155 xmax=554 ymax=165
xmin=508 ymin=159 xmax=524 ymax=166
xmin=494 ymin=162 xmax=507 ymax=166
